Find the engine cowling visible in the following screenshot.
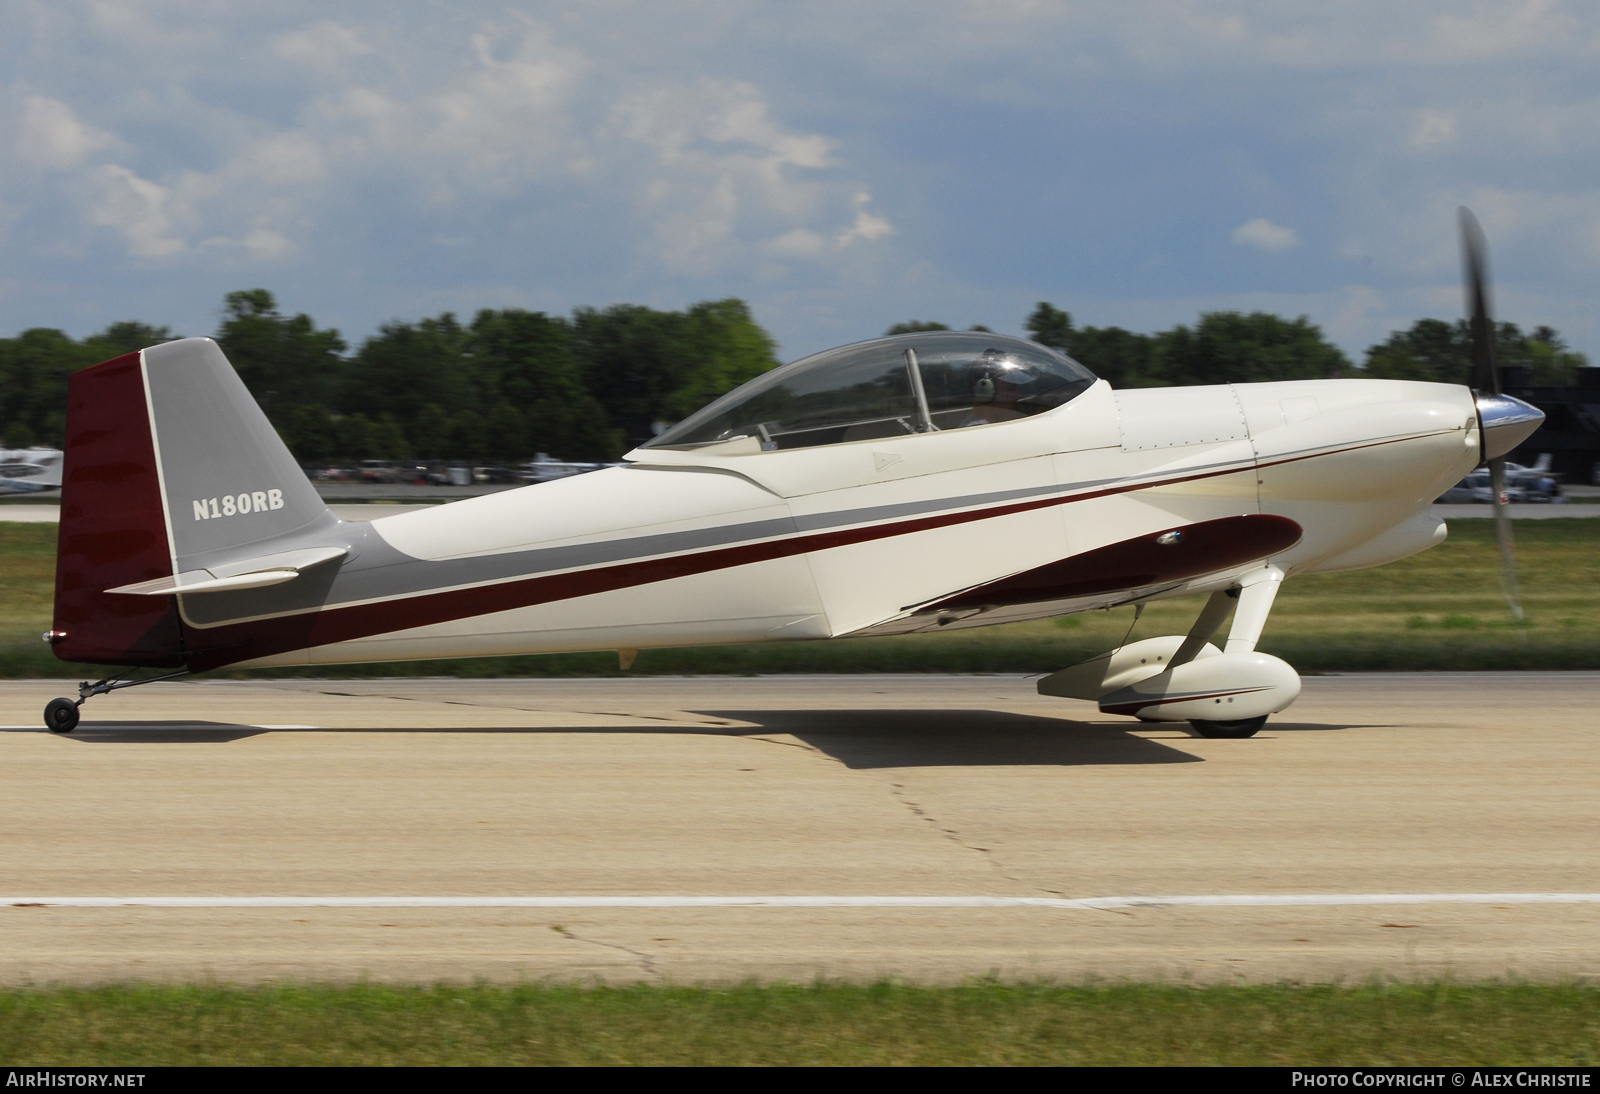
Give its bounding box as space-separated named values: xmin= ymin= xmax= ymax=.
xmin=1095 ymin=651 xmax=1301 ymax=722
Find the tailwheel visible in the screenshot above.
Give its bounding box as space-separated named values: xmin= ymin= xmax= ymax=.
xmin=45 ymin=698 xmax=80 ymax=734
xmin=1188 ymin=715 xmax=1267 ymax=739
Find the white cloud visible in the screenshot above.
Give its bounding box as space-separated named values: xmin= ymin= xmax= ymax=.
xmin=37 ymin=17 xmax=888 ymax=279
xmin=1412 ymin=109 xmax=1457 ymax=147
xmin=950 ymin=1 xmax=1598 ymax=71
xmin=16 ymin=96 xmax=116 ymax=170
xmin=8 ymin=14 xmax=884 ymax=282
xmin=83 ymin=147 xmax=312 ymax=263
xmin=273 ymin=20 xmax=372 ymax=70
xmin=610 ymin=79 xmax=882 ymax=273
xmin=837 ymin=191 xmax=894 ymax=246
xmin=1232 ymin=218 xmax=1302 ymax=252
xmin=89 ymin=165 xmax=184 ymax=259
xmin=289 ymin=20 xmax=589 ymax=204
xmin=232 ymin=132 xmax=327 ymax=187
xmin=765 ymin=229 xmax=829 ymax=258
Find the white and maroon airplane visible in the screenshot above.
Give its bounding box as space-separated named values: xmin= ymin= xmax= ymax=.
xmin=41 ymin=216 xmax=1542 ymax=738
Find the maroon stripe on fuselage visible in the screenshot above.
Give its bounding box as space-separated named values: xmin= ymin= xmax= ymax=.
xmin=182 ymin=430 xmax=1443 ymax=670
xmin=1100 ymin=686 xmax=1276 ymax=716
xmin=187 ymin=480 xmax=1096 ymax=669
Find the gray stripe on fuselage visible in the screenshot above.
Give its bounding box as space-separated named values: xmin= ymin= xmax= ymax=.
xmin=179 ymin=511 xmax=801 ymax=626
xmin=179 ymin=454 xmax=1263 ymax=628
xmin=790 ymin=482 xmax=1065 ymax=532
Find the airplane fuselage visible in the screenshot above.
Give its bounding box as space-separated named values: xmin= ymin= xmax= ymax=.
xmin=211 ymin=376 xmax=1476 ymax=669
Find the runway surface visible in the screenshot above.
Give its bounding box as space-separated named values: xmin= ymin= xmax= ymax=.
xmin=1 ymin=673 xmax=1597 ymax=985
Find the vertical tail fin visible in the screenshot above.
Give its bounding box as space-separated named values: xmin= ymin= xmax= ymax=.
xmin=51 ymin=338 xmax=333 ymax=666
xmin=51 ymin=351 xmax=182 ymax=666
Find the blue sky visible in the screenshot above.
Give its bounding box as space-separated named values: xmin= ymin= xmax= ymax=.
xmin=4 ymin=1 xmax=1599 ymax=365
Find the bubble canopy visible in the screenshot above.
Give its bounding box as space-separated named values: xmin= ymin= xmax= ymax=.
xmin=645 ymin=331 xmax=1098 ymax=452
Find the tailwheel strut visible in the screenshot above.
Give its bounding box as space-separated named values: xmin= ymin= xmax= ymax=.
xmin=43 ymin=669 xmax=190 ymax=734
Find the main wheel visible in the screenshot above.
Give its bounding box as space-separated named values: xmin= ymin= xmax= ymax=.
xmin=1188 ymin=715 xmax=1267 ymax=739
xmin=44 ymin=698 xmax=79 ymax=734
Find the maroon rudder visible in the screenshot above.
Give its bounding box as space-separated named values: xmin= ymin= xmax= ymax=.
xmin=50 ymin=352 xmax=184 ymax=667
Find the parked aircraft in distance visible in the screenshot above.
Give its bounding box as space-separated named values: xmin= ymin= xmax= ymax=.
xmin=1438 ymin=454 xmax=1563 ymax=504
xmin=0 ymin=447 xmax=63 ymax=496
xmin=41 ymin=211 xmax=1543 ymax=738
xmin=521 ymin=453 xmax=612 ymax=484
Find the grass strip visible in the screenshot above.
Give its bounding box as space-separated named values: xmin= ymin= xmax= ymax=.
xmin=3 ymin=519 xmax=1598 ymax=678
xmin=2 ymin=981 xmax=1599 ymax=1066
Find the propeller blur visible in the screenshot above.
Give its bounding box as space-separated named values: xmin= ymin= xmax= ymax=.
xmin=1459 ymin=205 xmax=1537 ymax=621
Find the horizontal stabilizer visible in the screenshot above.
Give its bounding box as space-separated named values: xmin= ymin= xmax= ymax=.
xmin=105 ymin=546 xmax=347 ymax=597
xmin=107 ymin=570 xmax=299 ymax=596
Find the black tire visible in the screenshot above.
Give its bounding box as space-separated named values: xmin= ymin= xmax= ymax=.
xmin=1188 ymin=715 xmax=1267 ymax=739
xmin=45 ymin=698 xmax=79 ymax=734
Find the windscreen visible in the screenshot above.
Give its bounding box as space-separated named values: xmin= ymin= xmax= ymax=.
xmin=646 ymin=332 xmax=1096 ymax=451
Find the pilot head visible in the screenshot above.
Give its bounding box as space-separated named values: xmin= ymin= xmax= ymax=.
xmin=970 ymin=349 xmax=1036 ymax=408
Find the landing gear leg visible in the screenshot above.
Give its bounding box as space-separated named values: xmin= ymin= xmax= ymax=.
xmin=1169 ymin=588 xmax=1237 ymax=669
xmin=1220 ymin=566 xmax=1284 ymax=655
xmin=1188 ymin=566 xmax=1284 ymax=740
xmin=43 ymin=669 xmax=190 ymax=733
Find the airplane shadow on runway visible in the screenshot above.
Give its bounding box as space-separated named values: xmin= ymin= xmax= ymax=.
xmin=49 ymin=712 xmax=1199 ymax=767
xmin=50 ymin=721 xmax=270 ymax=743
xmin=694 ymin=709 xmax=1205 ymax=768
xmin=45 ymin=712 xmax=1371 ymax=765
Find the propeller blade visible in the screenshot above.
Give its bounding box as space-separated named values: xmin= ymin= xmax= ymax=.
xmin=1459 ymin=207 xmax=1525 ymax=623
xmin=1458 ymin=206 xmax=1498 ymax=396
xmin=1488 ymin=457 xmax=1524 ymax=622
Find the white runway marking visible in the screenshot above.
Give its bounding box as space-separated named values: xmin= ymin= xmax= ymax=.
xmin=5 ymin=894 xmax=1600 ymax=909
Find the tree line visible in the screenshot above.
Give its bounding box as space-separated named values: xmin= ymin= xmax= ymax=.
xmin=884 ymin=306 xmax=1585 ymax=390
xmin=0 ymin=292 xmax=1587 ymax=461
xmin=1021 ymin=304 xmax=1586 ymax=389
xmin=0 ymin=291 xmax=781 ymax=462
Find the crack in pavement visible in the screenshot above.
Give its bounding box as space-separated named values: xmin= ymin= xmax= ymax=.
xmin=550 ymin=924 xmax=659 ymax=980
xmin=886 ymin=781 xmax=1029 ymax=888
